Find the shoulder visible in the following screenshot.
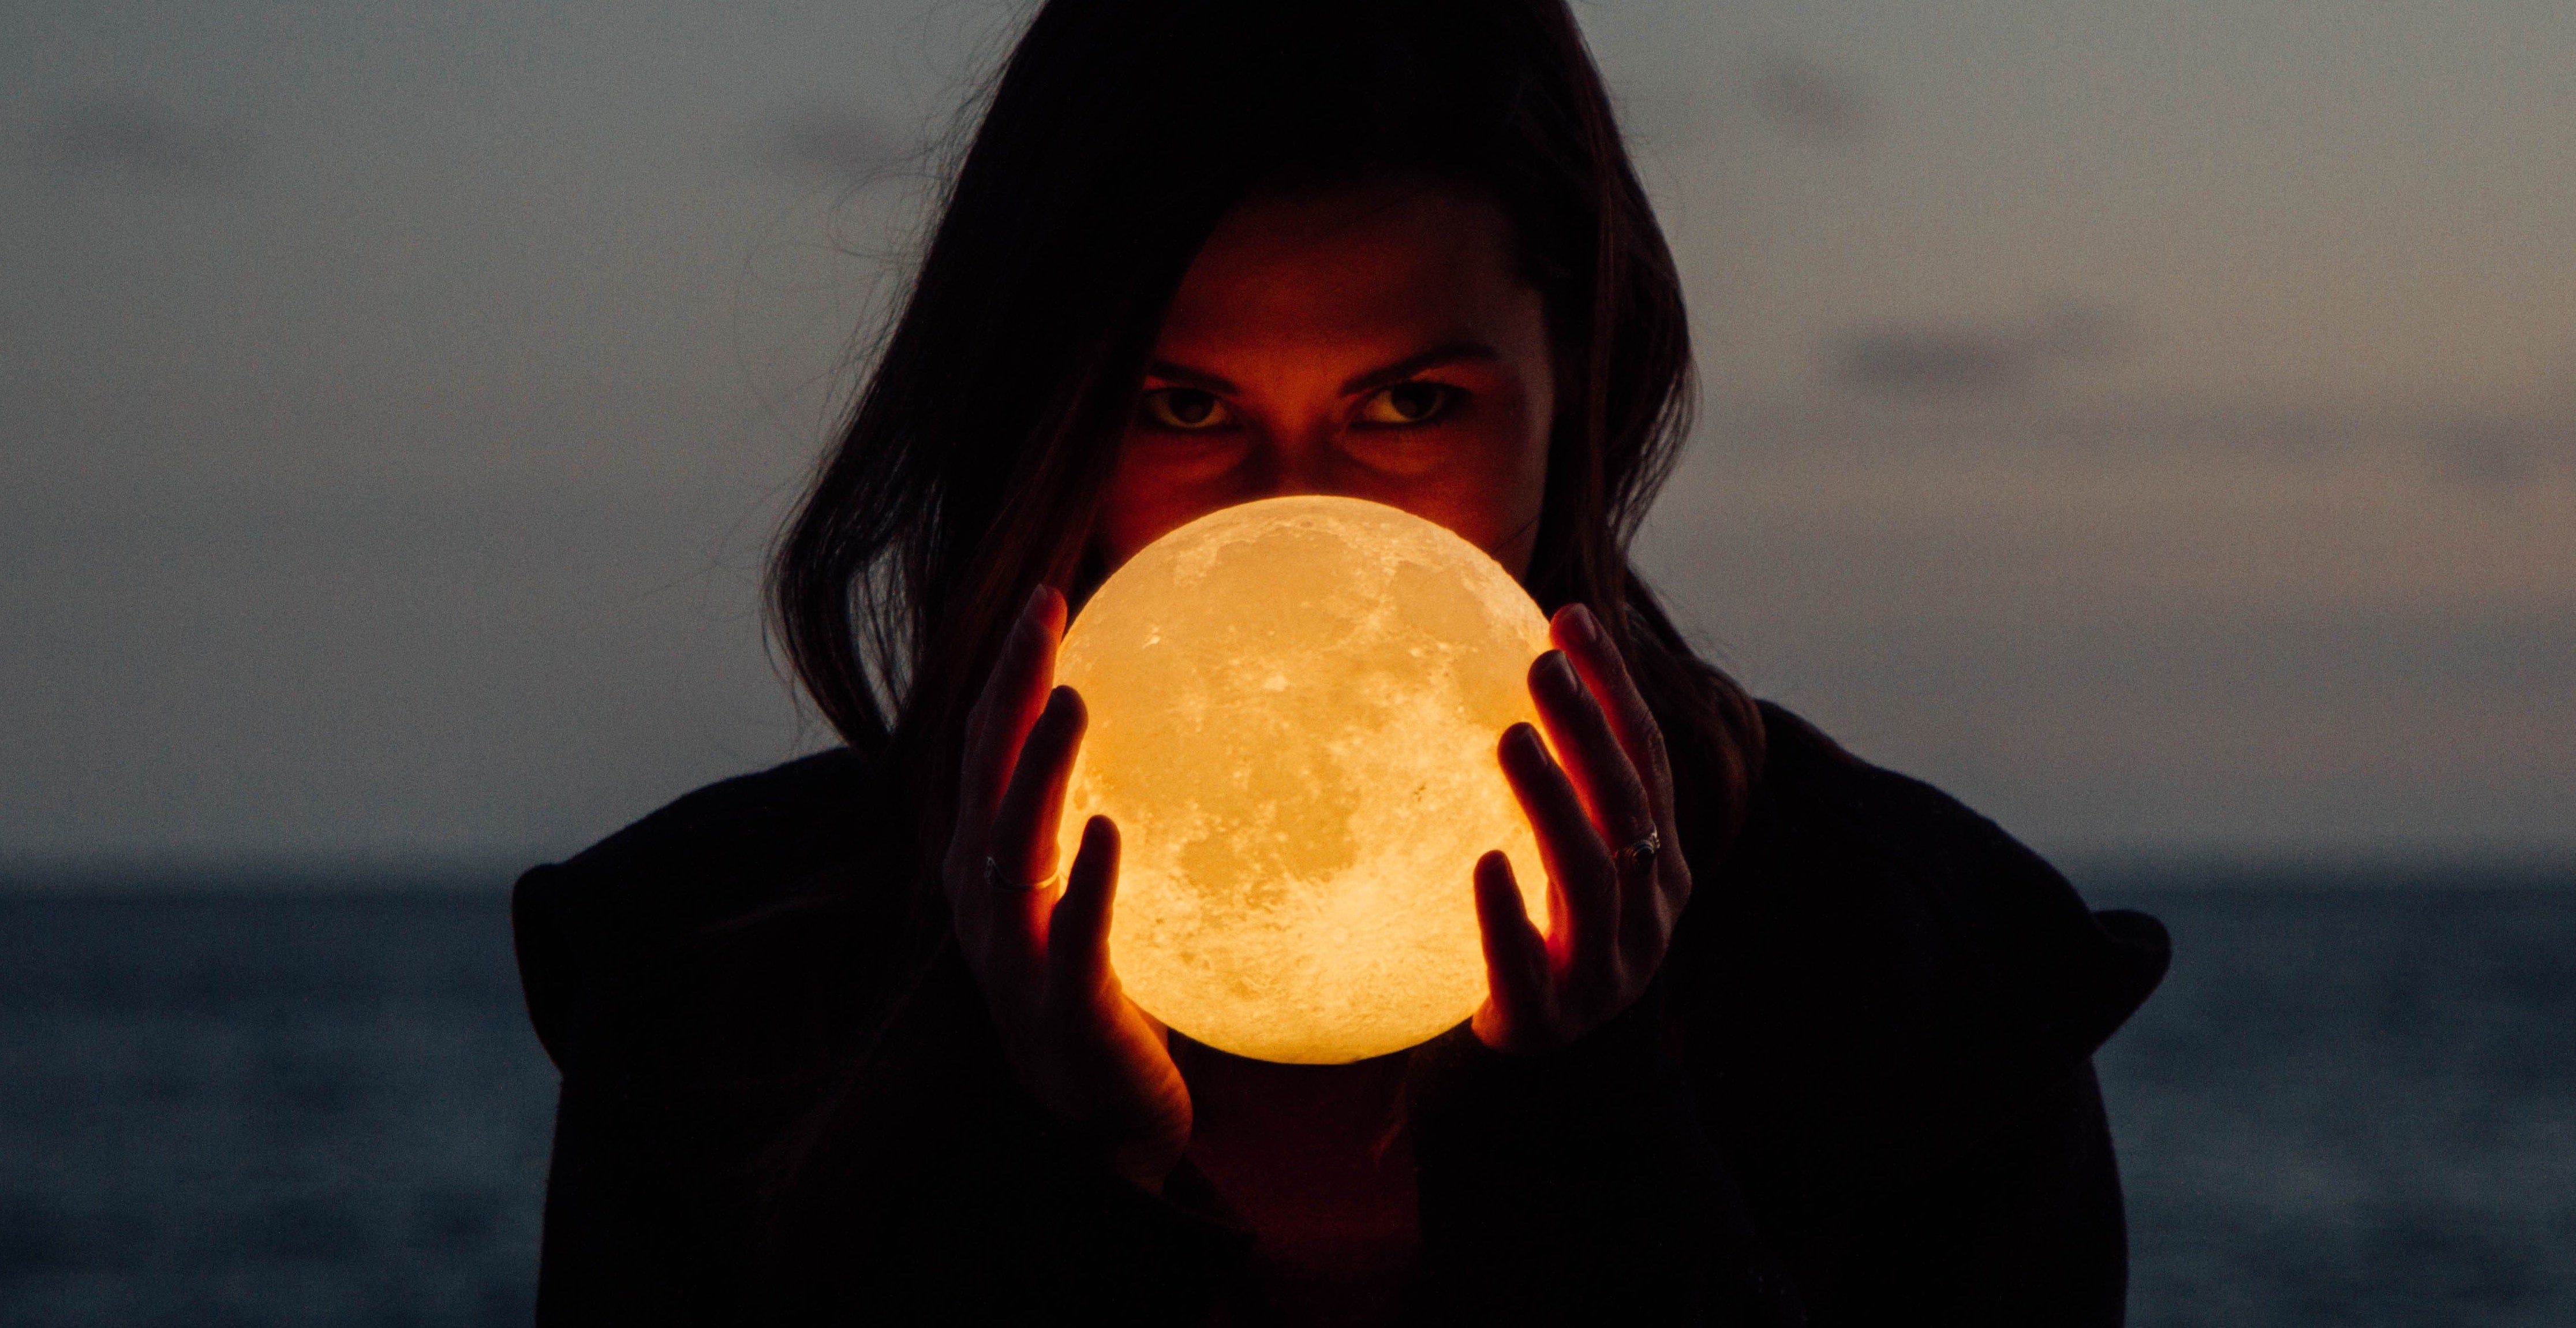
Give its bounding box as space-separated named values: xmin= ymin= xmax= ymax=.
xmin=1675 ymin=702 xmax=2169 ymax=1198
xmin=1723 ymin=700 xmax=2169 ymax=1060
xmin=511 ymin=743 xmax=899 ymax=1068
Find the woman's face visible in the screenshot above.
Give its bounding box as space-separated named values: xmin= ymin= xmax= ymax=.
xmin=1092 ymin=178 xmax=1556 ymax=580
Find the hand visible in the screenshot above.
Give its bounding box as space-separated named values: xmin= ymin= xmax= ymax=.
xmin=1472 ymin=602 xmax=1690 ymax=1055
xmin=943 ymin=586 xmax=1192 ymax=1189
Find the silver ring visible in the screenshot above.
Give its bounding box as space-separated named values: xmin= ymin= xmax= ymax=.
xmin=984 ymin=854 xmax=1059 ymax=893
xmin=1611 ymin=829 xmax=1662 ymax=874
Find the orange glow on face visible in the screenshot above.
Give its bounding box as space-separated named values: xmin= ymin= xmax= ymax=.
xmin=1093 ymin=176 xmax=1555 ymax=581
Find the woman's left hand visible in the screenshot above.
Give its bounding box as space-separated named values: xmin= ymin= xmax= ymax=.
xmin=1472 ymin=602 xmax=1689 ymax=1056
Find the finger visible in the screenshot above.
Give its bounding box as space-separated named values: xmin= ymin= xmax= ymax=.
xmin=1553 ymin=607 xmax=1695 ymax=966
xmin=989 ymin=686 xmax=1086 ymax=883
xmin=1047 ymin=815 xmax=1121 ymax=999
xmin=969 ymin=685 xmax=1084 ymax=999
xmin=1471 ymin=849 xmax=1550 ymax=1028
xmin=948 ymin=587 xmax=1065 ymax=879
xmin=1553 ymin=603 xmax=1676 ymax=826
xmin=984 ymin=587 xmax=1068 ymax=799
xmin=1527 ymin=647 xmax=1655 ymax=858
xmin=1498 ymin=722 xmax=1614 ymax=969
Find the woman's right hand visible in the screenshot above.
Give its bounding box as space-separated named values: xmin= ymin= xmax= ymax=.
xmin=942 ymin=585 xmax=1192 ymax=1191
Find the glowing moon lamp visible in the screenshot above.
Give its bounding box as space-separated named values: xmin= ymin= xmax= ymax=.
xmin=1053 ymin=495 xmax=1553 ymax=1064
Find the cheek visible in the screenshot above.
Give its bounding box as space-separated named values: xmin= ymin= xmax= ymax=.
xmin=1093 ymin=437 xmax=1221 ymax=570
xmin=1358 ymin=416 xmax=1549 ymax=566
xmin=1476 ymin=380 xmax=1553 ymax=525
xmin=1511 ymin=396 xmax=1551 ymax=502
xmin=1468 ymin=373 xmax=1553 ymax=575
xmin=1454 ymin=415 xmax=1545 ymax=518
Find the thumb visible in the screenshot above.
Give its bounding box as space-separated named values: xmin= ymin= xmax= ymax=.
xmin=1471 ymin=850 xmax=1548 ymax=1042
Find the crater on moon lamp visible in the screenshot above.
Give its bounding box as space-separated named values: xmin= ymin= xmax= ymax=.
xmin=1055 ymin=495 xmax=1552 ymax=1064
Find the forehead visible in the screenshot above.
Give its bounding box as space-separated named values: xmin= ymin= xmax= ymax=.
xmin=1156 ymin=180 xmax=1530 ymax=352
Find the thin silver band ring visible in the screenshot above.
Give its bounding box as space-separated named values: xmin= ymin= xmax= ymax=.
xmin=984 ymin=854 xmax=1059 ymax=893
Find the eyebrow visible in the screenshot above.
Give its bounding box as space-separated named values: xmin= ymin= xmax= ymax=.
xmin=1142 ymin=360 xmax=1240 ymax=395
xmin=1143 ymin=339 xmax=1504 ymax=399
xmin=1338 ymin=340 xmax=1502 ymax=396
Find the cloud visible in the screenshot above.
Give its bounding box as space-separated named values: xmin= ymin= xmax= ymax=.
xmin=1751 ymin=54 xmax=1867 ymax=146
xmin=760 ymin=105 xmax=913 ymax=185
xmin=32 ymin=95 xmax=255 ymax=188
xmin=2423 ymin=419 xmax=2556 ymax=491
xmin=1829 ymin=301 xmax=2125 ymax=397
xmin=1833 ymin=326 xmax=2026 ymax=394
xmin=1693 ymin=386 xmax=2576 ymax=498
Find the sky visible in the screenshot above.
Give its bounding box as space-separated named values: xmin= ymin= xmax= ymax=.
xmin=4 ymin=0 xmax=2570 ymax=874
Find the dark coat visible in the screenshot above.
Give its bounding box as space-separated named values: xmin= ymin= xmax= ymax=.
xmin=513 ymin=702 xmax=2169 ymax=1325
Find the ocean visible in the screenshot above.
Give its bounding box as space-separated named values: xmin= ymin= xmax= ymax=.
xmin=3 ymin=873 xmax=2570 ymax=1325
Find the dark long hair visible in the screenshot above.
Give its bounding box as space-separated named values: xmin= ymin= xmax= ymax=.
xmin=752 ymin=0 xmax=1766 ymax=1275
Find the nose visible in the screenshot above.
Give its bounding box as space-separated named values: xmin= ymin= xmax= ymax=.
xmin=1237 ymin=426 xmax=1343 ymax=501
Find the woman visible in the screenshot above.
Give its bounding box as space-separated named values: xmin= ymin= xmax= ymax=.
xmin=511 ymin=1 xmax=2170 ymax=1323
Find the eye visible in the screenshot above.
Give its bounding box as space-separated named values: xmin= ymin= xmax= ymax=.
xmin=1356 ymin=382 xmax=1458 ymax=426
xmin=1140 ymin=387 xmax=1232 ymax=430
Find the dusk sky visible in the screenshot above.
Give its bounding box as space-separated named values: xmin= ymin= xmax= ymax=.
xmin=6 ymin=0 xmax=2570 ymax=873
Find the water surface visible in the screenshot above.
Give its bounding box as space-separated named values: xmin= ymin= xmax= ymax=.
xmin=3 ymin=875 xmax=2569 ymax=1325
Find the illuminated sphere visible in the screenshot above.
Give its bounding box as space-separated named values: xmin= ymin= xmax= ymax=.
xmin=1054 ymin=495 xmax=1551 ymax=1064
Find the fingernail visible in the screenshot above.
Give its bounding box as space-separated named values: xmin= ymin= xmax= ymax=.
xmin=1541 ymin=650 xmax=1578 ymax=694
xmin=1568 ymin=603 xmax=1601 ymax=643
xmin=1014 ymin=587 xmax=1052 ymax=640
